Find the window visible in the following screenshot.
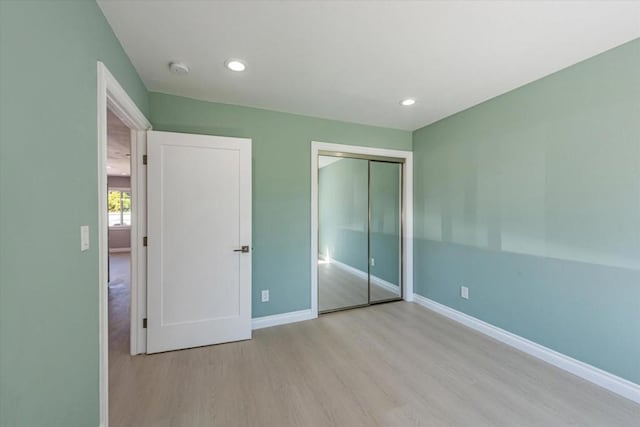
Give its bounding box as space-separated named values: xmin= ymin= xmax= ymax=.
xmin=108 ymin=190 xmax=131 ymax=227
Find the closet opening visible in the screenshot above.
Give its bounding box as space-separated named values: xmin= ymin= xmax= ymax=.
xmin=317 ymin=151 xmax=404 ymax=313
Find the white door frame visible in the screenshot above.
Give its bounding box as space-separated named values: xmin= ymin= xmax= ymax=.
xmin=97 ymin=61 xmax=151 ymax=427
xmin=310 ymin=141 xmax=413 ymax=317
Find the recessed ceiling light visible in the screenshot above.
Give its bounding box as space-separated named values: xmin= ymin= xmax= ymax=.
xmin=107 ymin=165 xmax=112 ymax=169
xmin=121 ymin=172 xmax=127 ymax=176
xmin=225 ymin=59 xmax=246 ymax=72
xmin=169 ymin=61 xmax=190 ymax=75
xmin=400 ymin=98 xmax=416 ymax=106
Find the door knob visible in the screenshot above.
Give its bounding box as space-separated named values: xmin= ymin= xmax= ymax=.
xmin=233 ymin=245 xmax=250 ymax=253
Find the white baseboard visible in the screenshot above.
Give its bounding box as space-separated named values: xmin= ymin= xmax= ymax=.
xmin=412 ymin=294 xmax=640 ymax=404
xmin=252 ymin=309 xmax=316 ymax=330
xmin=109 ymin=247 xmax=131 ymax=253
xmin=323 ymin=257 xmax=401 ymax=294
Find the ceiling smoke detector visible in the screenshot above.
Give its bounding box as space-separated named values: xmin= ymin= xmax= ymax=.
xmin=169 ymin=61 xmax=190 ymax=75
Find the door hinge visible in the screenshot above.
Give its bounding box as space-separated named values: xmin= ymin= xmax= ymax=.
xmin=142 ymin=154 xmax=147 ymax=165
xmin=143 ymin=318 xmax=147 ymax=329
xmin=143 ymin=236 xmax=148 ymax=246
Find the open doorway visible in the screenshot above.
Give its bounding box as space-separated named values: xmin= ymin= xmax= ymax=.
xmin=107 ymin=109 xmax=133 ymax=361
xmin=97 ymin=62 xmax=152 ymax=426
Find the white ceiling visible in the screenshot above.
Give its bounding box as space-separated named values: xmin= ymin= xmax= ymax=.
xmin=98 ymin=1 xmax=640 ymax=131
xmin=107 ymin=109 xmax=131 ymax=177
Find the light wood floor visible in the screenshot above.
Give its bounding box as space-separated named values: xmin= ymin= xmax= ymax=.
xmin=108 ymin=253 xmax=131 ymax=362
xmin=318 ymin=261 xmax=399 ymax=312
xmin=109 ymin=254 xmax=640 ymax=426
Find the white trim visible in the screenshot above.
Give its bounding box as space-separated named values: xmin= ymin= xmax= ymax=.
xmin=412 ymin=294 xmax=640 ymax=404
xmin=98 ymin=61 xmax=151 ymax=427
xmin=252 ymin=309 xmax=315 ymax=330
xmin=108 ymin=248 xmax=131 ymax=254
xmin=320 ymin=256 xmax=400 ymax=294
xmin=311 ymin=141 xmax=413 ymax=318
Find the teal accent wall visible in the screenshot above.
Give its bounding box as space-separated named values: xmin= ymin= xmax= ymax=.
xmin=319 ymin=159 xmax=402 ymax=285
xmin=413 ymin=39 xmax=640 ymax=384
xmin=0 ymin=1 xmax=149 ymax=426
xmin=148 ymin=92 xmax=412 ymax=317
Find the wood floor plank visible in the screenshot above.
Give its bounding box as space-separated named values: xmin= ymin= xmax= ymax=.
xmin=108 ymin=254 xmax=640 ymax=426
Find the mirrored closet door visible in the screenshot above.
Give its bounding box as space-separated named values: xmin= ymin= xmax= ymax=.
xmin=318 ymin=153 xmax=403 ymax=313
xmin=369 ymin=161 xmax=402 ymax=303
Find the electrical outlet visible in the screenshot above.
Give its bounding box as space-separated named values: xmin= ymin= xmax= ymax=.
xmin=371 ymin=258 xmax=375 ymax=267
xmin=261 ymin=289 xmax=269 ymax=302
xmin=461 ymin=286 xmax=469 ymax=300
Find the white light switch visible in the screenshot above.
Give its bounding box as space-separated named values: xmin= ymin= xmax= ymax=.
xmin=261 ymin=290 xmax=269 ymax=302
xmin=461 ymin=286 xmax=469 ymax=300
xmin=80 ymin=225 xmax=90 ymax=251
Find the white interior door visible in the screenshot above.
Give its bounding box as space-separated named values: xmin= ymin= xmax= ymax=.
xmin=146 ymin=131 xmax=252 ymax=354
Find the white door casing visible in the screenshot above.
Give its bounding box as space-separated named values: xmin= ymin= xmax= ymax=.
xmin=310 ymin=141 xmax=413 ymax=318
xmin=146 ymin=131 xmax=252 ymax=354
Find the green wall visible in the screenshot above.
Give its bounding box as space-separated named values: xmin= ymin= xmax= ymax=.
xmin=0 ymin=1 xmax=149 ymax=426
xmin=149 ymin=92 xmax=411 ymax=317
xmin=413 ymin=39 xmax=640 ymax=384
xmin=319 ymin=158 xmax=402 ymax=285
